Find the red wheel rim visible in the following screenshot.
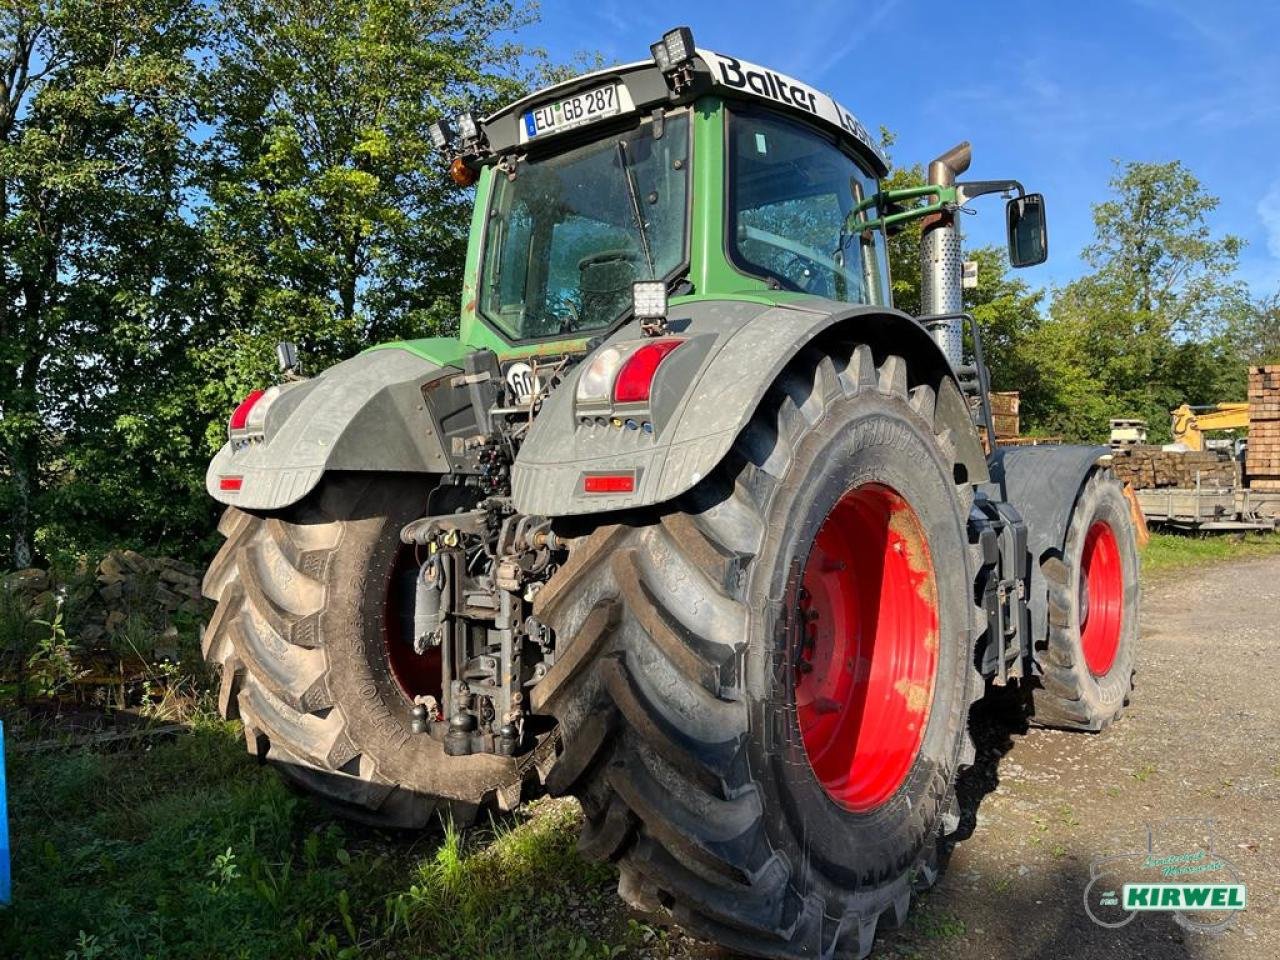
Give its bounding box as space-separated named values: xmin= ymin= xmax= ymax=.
xmin=384 ymin=545 xmax=443 ymax=704
xmin=1079 ymin=521 xmax=1123 ymax=676
xmin=796 ymin=483 xmax=940 ymax=813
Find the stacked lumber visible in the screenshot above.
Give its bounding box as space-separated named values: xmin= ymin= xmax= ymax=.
xmin=1247 ymin=366 xmax=1280 ymax=492
xmin=1109 ymin=445 xmax=1237 ymax=490
xmin=990 ymin=391 xmax=1020 ymax=439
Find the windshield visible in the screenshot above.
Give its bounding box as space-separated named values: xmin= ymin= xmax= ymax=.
xmin=727 ymin=106 xmax=889 ymax=304
xmin=479 ymin=112 xmax=690 ymax=340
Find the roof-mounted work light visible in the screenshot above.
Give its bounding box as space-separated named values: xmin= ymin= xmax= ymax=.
xmin=456 ymin=111 xmax=479 ymax=143
xmin=427 ymin=119 xmax=452 ymax=151
xmin=650 ymin=26 xmax=696 ymax=92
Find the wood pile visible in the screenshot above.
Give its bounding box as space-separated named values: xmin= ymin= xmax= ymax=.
xmin=1247 ymin=366 xmax=1280 ymax=492
xmin=990 ymin=391 xmax=1020 ymax=439
xmin=1109 ymin=446 xmax=1237 ymax=490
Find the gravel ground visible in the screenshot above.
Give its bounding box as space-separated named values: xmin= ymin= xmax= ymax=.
xmin=648 ymin=554 xmax=1280 ymax=960
xmin=871 ymin=554 xmax=1280 ymax=960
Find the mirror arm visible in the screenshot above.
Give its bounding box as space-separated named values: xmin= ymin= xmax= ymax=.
xmin=955 ymin=179 xmax=1024 ymax=205
xmin=844 ymin=183 xmax=958 ymax=234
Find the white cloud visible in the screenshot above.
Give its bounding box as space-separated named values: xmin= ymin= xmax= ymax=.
xmin=1260 ymin=180 xmax=1280 ymax=262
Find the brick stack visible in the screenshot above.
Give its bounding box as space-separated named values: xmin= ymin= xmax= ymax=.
xmin=1109 ymin=446 xmax=1237 ymax=490
xmin=1246 ymin=366 xmax=1280 ymax=492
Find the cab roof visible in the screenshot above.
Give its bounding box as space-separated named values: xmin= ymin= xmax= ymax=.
xmin=476 ymin=49 xmax=889 ymax=177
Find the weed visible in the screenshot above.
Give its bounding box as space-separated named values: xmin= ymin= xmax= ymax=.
xmin=1 ymin=725 xmax=650 ymax=960
xmin=27 ymin=594 xmax=84 ymax=698
xmin=1132 ymin=762 xmax=1157 ymax=782
xmin=909 ymin=906 xmax=966 ymax=940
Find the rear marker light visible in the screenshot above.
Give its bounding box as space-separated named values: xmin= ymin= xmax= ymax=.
xmin=613 ymin=339 xmax=685 ymax=404
xmin=220 ymin=476 xmax=244 ymax=492
xmin=583 ymin=473 xmax=635 ymax=494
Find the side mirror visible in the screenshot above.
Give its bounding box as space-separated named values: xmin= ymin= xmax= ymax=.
xmin=1006 ymin=193 xmax=1048 ymax=268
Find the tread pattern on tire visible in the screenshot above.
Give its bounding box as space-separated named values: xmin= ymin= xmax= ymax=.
xmin=1029 ymin=469 xmax=1138 ymax=732
xmin=202 ymin=481 xmax=516 ymax=829
xmin=535 ymin=342 xmax=986 ymax=959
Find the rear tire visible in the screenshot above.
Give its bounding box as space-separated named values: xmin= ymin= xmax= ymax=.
xmin=202 ymin=474 xmax=544 ymax=828
xmin=534 ymin=343 xmax=984 ymax=959
xmin=1029 ymin=469 xmax=1138 ymax=731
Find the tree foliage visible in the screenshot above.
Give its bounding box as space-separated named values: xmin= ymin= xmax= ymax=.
xmin=1023 ymin=161 xmax=1252 ymax=441
xmin=1 ymin=0 xmax=207 ymax=567
xmin=1 ymin=0 xmax=558 ymax=568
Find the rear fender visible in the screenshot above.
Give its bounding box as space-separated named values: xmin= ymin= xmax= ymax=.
xmin=511 ymin=298 xmax=988 ymax=516
xmin=206 ymin=348 xmax=459 ymax=511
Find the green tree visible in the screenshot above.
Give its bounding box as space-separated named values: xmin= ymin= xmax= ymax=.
xmin=1 ymin=0 xmax=207 ymax=567
xmin=1234 ymin=293 xmax=1280 ymax=364
xmin=1030 ymin=160 xmax=1250 ymax=441
xmin=963 ymin=245 xmax=1044 ymax=395
xmin=195 ymin=0 xmax=550 ymax=445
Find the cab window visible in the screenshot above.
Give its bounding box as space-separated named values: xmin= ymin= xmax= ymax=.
xmin=727 ymin=106 xmax=889 ymax=305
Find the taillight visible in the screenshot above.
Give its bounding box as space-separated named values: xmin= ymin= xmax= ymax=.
xmin=576 ymin=347 xmax=624 ymax=405
xmin=613 ymin=339 xmax=685 ymax=404
xmin=575 ymin=338 xmax=686 ymax=409
xmin=228 ymin=389 xmax=266 ymax=433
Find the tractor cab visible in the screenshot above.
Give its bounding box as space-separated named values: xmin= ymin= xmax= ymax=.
xmin=432 ymin=30 xmax=896 ymax=352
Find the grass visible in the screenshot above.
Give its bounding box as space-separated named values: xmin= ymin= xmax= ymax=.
xmin=1141 ymin=530 xmax=1280 ymax=576
xmin=0 ymin=714 xmax=666 ymax=960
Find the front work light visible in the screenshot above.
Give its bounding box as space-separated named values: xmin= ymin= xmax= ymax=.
xmin=660 ymin=26 xmax=694 ymax=66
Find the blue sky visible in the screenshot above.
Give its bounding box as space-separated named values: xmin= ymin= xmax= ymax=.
xmin=522 ymin=0 xmax=1280 ymax=299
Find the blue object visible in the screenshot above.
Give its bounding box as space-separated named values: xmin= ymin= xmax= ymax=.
xmin=0 ymin=719 xmax=9 ymax=905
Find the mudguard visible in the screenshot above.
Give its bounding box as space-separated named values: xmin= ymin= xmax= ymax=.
xmin=206 ymin=347 xmax=456 ymax=511
xmin=511 ymin=298 xmax=987 ymax=516
xmin=987 ymin=443 xmax=1110 ymax=650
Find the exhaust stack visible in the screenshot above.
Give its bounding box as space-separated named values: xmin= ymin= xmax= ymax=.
xmin=921 ymin=141 xmax=971 ymax=367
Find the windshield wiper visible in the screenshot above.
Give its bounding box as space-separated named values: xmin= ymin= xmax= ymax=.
xmin=617 ymin=140 xmax=656 ymax=278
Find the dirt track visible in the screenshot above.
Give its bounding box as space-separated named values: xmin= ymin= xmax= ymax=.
xmin=866 ymin=555 xmax=1280 ymax=959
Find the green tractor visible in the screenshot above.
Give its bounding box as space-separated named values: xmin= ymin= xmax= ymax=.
xmin=202 ymin=27 xmax=1138 ymax=959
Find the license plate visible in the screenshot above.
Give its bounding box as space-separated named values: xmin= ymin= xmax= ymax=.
xmin=522 ymin=83 xmax=624 ymax=141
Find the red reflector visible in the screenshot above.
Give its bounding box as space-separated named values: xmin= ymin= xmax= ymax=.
xmin=229 ymin=389 xmax=266 ymax=431
xmin=219 ymin=476 xmax=244 ymax=492
xmin=613 ymin=339 xmax=685 ymax=404
xmin=583 ymin=473 xmax=635 ymax=494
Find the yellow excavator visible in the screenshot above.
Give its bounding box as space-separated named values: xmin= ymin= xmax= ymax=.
xmin=1170 ymin=402 xmax=1249 ymax=451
